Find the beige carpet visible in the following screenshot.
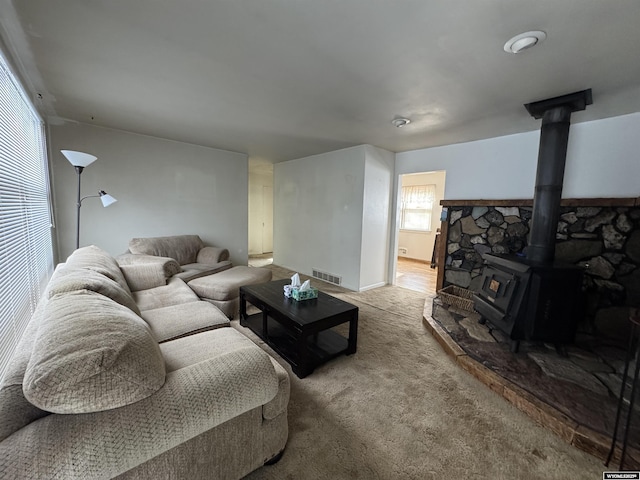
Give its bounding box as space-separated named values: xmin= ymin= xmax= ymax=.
xmin=237 ymin=265 xmax=605 ymax=480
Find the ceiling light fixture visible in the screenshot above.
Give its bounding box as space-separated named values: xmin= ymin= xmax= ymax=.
xmin=391 ymin=117 xmax=411 ymax=128
xmin=503 ymin=31 xmax=546 ymax=54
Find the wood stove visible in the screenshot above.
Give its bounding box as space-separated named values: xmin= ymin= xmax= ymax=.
xmin=474 ymin=253 xmax=584 ymax=352
xmin=473 ymin=89 xmax=592 ymax=352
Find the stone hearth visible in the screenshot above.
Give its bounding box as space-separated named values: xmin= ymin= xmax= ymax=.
xmin=426 ymin=296 xmax=640 ymax=468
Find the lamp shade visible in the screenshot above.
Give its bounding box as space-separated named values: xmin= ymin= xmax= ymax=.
xmin=98 ymin=191 xmax=117 ymax=207
xmin=61 ymin=150 xmax=97 ymax=168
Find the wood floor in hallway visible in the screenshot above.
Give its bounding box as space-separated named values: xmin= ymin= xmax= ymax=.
xmin=395 ymin=257 xmax=438 ymax=294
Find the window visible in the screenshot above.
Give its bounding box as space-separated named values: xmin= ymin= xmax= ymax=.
xmin=400 ymin=184 xmax=436 ymax=232
xmin=0 ymin=49 xmax=53 ymax=379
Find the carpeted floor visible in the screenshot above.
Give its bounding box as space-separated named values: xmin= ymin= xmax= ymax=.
xmin=237 ymin=265 xmax=605 ymax=479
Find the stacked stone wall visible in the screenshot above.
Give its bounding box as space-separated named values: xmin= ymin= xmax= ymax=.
xmin=444 ymin=205 xmax=640 ymax=335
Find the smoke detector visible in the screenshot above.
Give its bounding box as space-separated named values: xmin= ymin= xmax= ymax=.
xmin=504 ymin=31 xmax=546 ymax=54
xmin=391 ymin=117 xmax=411 ymax=128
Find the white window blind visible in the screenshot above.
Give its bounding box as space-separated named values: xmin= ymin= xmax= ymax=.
xmin=0 ymin=50 xmax=53 ymax=379
xmin=400 ymin=184 xmax=436 ymax=232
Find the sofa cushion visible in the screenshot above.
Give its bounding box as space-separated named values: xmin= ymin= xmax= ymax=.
xmin=160 ymin=327 xmax=262 ymax=372
xmin=65 ymin=245 xmax=131 ymax=294
xmin=174 ymin=260 xmax=232 ymax=282
xmin=129 ymin=235 xmax=205 ymax=266
xmin=48 ymin=267 xmax=141 ymax=316
xmin=141 ymin=301 xmax=230 ymax=343
xmin=23 ymin=290 xmax=166 ymax=414
xmin=120 ymin=263 xmax=169 ymax=292
xmin=133 ymin=277 xmax=200 ymax=311
xmin=188 ymin=266 xmax=272 ymax=301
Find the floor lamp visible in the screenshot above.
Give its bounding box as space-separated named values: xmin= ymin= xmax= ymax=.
xmin=61 ymin=150 xmax=118 ymax=249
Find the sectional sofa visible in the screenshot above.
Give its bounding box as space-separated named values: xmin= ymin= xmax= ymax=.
xmin=0 ymin=245 xmax=289 ymax=479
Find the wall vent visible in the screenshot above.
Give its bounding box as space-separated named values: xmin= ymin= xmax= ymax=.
xmin=312 ymin=268 xmax=342 ymax=286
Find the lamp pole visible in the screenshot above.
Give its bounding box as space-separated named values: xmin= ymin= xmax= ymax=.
xmin=75 ymin=166 xmax=84 ymax=250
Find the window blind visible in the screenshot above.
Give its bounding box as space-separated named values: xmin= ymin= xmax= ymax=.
xmin=0 ymin=49 xmax=53 ymax=379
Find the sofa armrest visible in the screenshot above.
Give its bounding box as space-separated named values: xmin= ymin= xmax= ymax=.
xmin=263 ymin=357 xmax=290 ymax=420
xmin=0 ymin=347 xmax=279 ymax=479
xmin=196 ymin=246 xmax=230 ymax=265
xmin=116 ymin=253 xmax=182 ymax=279
xmin=117 ymin=253 xmax=182 ymax=275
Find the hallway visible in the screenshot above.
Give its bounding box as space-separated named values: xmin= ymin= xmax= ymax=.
xmin=248 ymin=253 xmax=273 ymax=268
xmin=395 ymin=257 xmax=438 ymax=294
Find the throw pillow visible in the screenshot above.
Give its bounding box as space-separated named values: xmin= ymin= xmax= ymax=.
xmin=49 ymin=267 xmax=141 ymax=316
xmin=65 ymin=245 xmax=132 ymax=294
xmin=23 ymin=290 xmax=166 ymax=414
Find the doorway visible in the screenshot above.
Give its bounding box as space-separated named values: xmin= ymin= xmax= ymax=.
xmin=248 ymin=161 xmax=274 ymax=266
xmin=261 ymin=185 xmax=273 ymax=253
xmin=394 ymin=170 xmax=446 ymax=294
xmin=395 ymin=257 xmax=438 ymax=292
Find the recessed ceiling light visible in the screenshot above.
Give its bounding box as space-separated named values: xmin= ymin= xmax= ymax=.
xmin=504 ymin=31 xmax=546 ymax=54
xmin=391 ymin=117 xmax=411 ymax=128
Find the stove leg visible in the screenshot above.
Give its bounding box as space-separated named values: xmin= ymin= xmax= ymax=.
xmin=510 ymin=340 xmax=520 ymax=353
xmin=554 ymin=344 xmax=568 ymax=357
xmin=264 ymin=450 xmax=284 ymax=465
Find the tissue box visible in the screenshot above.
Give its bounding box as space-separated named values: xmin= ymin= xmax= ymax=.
xmin=292 ymin=287 xmax=318 ymax=301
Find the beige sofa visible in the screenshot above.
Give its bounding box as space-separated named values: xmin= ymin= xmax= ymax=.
xmin=121 ymin=234 xmax=232 ymax=282
xmin=0 ymin=245 xmax=289 ymax=479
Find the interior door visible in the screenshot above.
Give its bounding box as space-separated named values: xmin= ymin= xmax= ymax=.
xmin=262 ymin=185 xmax=273 ymax=253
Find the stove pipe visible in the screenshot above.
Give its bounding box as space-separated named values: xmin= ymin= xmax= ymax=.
xmin=524 ymin=89 xmax=593 ymax=264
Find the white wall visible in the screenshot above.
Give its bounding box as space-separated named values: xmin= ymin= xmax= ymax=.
xmin=274 ymin=146 xmax=365 ymax=290
xmin=274 ymin=144 xmax=394 ymax=291
xmin=395 ymin=112 xmax=640 ymax=200
xmin=562 ymin=113 xmax=640 ymax=198
xmin=359 ymin=145 xmax=395 ymax=290
xmin=248 ymin=170 xmax=274 ymax=255
xmin=49 ymin=122 xmax=249 ymax=264
xmin=397 ymin=171 xmax=446 ymax=262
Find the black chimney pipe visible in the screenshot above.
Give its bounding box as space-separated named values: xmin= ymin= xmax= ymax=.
xmin=524 ymin=89 xmax=593 ymax=264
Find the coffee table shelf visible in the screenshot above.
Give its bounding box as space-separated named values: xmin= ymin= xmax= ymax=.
xmin=242 ymin=313 xmax=349 ymax=369
xmin=239 ymin=279 xmax=358 ymax=378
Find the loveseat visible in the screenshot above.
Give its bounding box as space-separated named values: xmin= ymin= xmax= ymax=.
xmin=120 ymin=234 xmax=232 ymax=282
xmin=119 ymin=234 xmax=272 ymax=318
xmin=0 ymin=245 xmax=289 ymax=479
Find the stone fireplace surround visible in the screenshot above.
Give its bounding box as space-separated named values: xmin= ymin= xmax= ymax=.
xmin=429 ymin=197 xmax=640 ymax=465
xmin=436 ymin=198 xmax=640 ymax=337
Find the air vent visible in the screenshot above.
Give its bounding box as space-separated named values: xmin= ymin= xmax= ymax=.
xmin=312 ymin=268 xmax=342 ymax=286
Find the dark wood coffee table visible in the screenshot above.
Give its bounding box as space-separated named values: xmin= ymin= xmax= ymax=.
xmin=239 ymin=279 xmax=358 ymax=378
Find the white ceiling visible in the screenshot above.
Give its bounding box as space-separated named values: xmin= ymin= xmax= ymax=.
xmin=2 ymin=0 xmax=640 ymax=165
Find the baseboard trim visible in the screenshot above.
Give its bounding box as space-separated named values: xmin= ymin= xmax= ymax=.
xmin=359 ymin=282 xmax=386 ymax=292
